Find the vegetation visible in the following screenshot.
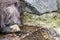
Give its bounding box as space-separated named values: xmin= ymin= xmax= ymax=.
xmin=23 ymin=12 xmax=60 ymax=28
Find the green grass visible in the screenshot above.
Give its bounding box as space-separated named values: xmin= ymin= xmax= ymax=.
xmin=23 ymin=12 xmax=60 ymax=28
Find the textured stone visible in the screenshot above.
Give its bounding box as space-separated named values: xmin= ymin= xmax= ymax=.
xmin=24 ymin=0 xmax=57 ymax=13
xmin=57 ymin=0 xmax=60 ymax=8
xmin=4 ymin=5 xmax=21 ymax=25
xmin=0 ymin=0 xmax=19 ymax=4
xmin=2 ymin=24 xmax=20 ymax=32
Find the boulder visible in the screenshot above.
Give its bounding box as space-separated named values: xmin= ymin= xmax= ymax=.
xmin=0 ymin=0 xmax=19 ymax=4
xmin=24 ymin=0 xmax=57 ymax=13
xmin=4 ymin=5 xmax=21 ymax=26
xmin=57 ymin=0 xmax=60 ymax=9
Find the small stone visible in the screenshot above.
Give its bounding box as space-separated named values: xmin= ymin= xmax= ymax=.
xmin=2 ymin=24 xmax=20 ymax=33
xmin=9 ymin=24 xmax=20 ymax=32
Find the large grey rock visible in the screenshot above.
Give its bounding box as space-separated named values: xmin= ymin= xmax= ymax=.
xmin=0 ymin=0 xmax=19 ymax=4
xmin=24 ymin=0 xmax=57 ymax=13
xmin=4 ymin=5 xmax=21 ymax=25
xmin=57 ymin=0 xmax=60 ymax=8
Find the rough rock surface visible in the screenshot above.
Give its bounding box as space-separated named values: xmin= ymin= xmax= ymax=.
xmin=57 ymin=0 xmax=60 ymax=9
xmin=5 ymin=5 xmax=21 ymax=25
xmin=0 ymin=0 xmax=19 ymax=4
xmin=24 ymin=0 xmax=57 ymax=13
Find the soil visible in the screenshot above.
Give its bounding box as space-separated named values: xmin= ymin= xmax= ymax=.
xmin=0 ymin=25 xmax=54 ymax=40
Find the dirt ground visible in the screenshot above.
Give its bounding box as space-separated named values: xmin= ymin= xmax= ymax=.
xmin=0 ymin=25 xmax=51 ymax=40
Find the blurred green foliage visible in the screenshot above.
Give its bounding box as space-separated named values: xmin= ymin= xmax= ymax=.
xmin=23 ymin=12 xmax=60 ymax=28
